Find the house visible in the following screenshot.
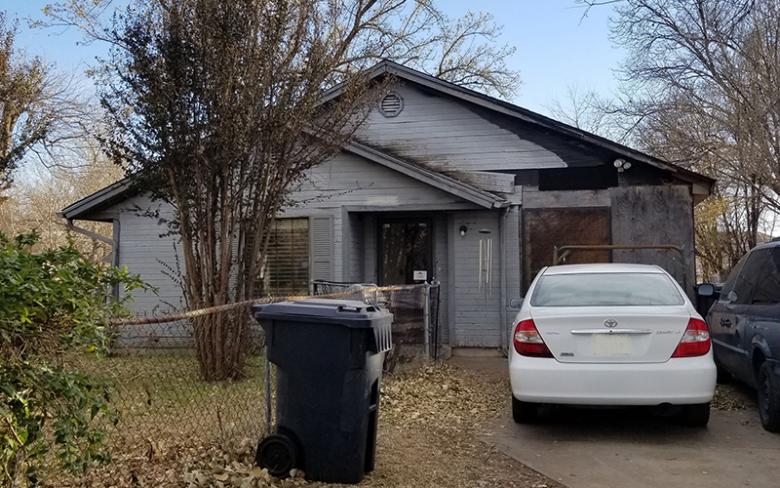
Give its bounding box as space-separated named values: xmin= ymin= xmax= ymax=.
xmin=62 ymin=60 xmax=714 ymax=351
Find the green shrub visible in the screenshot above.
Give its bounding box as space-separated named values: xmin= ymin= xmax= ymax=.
xmin=0 ymin=231 xmax=146 ymax=486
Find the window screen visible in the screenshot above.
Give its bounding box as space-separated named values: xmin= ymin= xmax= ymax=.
xmin=260 ymin=218 xmax=310 ymax=296
xmin=748 ymin=248 xmax=780 ymax=305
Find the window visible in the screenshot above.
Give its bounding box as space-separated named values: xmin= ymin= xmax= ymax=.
xmin=530 ymin=272 xmax=684 ymax=307
xmin=731 ymin=249 xmax=771 ymax=305
xmin=747 ymin=248 xmax=780 ymax=305
xmin=259 ymin=218 xmax=310 ymax=296
xmin=720 ymin=252 xmax=749 ymax=298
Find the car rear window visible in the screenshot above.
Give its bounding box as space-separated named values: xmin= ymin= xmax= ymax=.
xmin=530 ymin=272 xmax=685 ymax=307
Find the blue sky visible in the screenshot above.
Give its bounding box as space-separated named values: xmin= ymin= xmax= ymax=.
xmin=10 ymin=0 xmax=624 ymax=115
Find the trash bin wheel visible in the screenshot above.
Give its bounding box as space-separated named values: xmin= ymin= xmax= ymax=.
xmin=255 ymin=434 xmax=298 ymax=478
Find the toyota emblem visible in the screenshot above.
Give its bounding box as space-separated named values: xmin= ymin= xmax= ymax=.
xmin=603 ymin=319 xmax=618 ymax=328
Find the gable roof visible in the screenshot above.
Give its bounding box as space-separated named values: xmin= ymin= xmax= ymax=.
xmin=61 ymin=177 xmax=135 ymax=221
xmin=61 ymin=140 xmax=507 ymax=220
xmin=346 ymin=141 xmax=507 ymax=209
xmin=323 ymin=60 xmax=715 ymax=192
xmin=64 ymin=60 xmax=715 ymax=220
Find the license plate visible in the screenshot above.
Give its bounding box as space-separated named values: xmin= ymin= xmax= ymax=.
xmin=592 ymin=334 xmax=633 ymax=356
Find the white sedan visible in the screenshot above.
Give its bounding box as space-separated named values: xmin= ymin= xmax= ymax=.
xmin=509 ymin=263 xmax=716 ymax=427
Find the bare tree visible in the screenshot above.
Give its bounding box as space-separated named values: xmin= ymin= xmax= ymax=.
xmin=0 ymin=12 xmax=90 ymax=201
xmin=0 ymin=142 xmax=121 ymax=259
xmin=41 ymin=0 xmax=523 ymax=381
xmin=98 ymin=0 xmax=512 ymax=381
xmin=548 ymin=85 xmax=612 ymax=136
xmin=43 ymin=0 xmax=520 ymax=98
xmin=579 ymin=0 xmax=780 ymax=275
xmin=410 ymin=10 xmax=520 ymax=98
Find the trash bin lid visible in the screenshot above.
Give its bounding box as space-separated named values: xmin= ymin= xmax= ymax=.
xmin=252 ymin=299 xmax=392 ymax=328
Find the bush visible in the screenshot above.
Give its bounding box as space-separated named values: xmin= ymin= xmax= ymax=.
xmin=0 ymin=231 xmax=145 ymax=486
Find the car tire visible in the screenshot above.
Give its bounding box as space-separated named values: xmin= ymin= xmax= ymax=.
xmin=757 ymin=362 xmax=780 ymax=433
xmin=679 ymin=403 xmax=710 ymax=428
xmin=512 ymin=396 xmax=539 ymax=424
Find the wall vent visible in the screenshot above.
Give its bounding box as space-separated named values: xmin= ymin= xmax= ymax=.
xmin=379 ymin=92 xmax=404 ymax=117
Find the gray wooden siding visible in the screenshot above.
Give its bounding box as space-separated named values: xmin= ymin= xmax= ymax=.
xmin=116 ymin=194 xmax=184 ymax=315
xmin=356 ymin=83 xmax=570 ymax=172
xmin=105 ymin=150 xmax=472 ymax=316
xmin=362 ymin=214 xmax=378 ymax=284
xmin=449 ymin=211 xmax=502 ymax=347
xmin=503 ymin=206 xmax=522 ymax=348
xmin=290 ymin=151 xmax=469 ymax=208
xmin=343 ymin=211 xmax=364 ymax=282
xmin=432 ymin=214 xmax=449 ymax=344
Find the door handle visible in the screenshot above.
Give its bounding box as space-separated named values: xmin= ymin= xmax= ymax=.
xmin=720 ymin=318 xmax=732 ymax=327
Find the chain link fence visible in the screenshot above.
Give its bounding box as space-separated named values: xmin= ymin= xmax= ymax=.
xmin=312 ymin=280 xmax=441 ymax=366
xmin=65 ymin=283 xmax=439 ymax=460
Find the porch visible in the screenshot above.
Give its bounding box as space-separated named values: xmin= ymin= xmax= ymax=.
xmin=341 ymin=208 xmax=520 ymax=351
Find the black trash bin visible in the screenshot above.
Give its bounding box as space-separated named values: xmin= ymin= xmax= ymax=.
xmin=252 ymin=299 xmax=393 ymax=484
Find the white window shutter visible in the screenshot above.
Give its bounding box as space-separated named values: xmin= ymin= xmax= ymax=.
xmin=309 ymin=216 xmax=333 ymax=281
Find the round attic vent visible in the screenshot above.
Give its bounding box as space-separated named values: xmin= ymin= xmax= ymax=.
xmin=379 ymin=91 xmax=404 ymax=117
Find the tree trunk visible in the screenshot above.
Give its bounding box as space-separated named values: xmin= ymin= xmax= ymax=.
xmin=193 ymin=309 xmax=248 ymax=381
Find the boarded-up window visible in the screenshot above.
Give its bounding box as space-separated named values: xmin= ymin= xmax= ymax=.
xmin=523 ymin=208 xmax=611 ymax=291
xmin=260 ymin=218 xmax=310 ymax=296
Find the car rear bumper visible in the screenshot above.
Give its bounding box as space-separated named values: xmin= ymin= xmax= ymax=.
xmin=509 ymin=353 xmax=716 ymax=406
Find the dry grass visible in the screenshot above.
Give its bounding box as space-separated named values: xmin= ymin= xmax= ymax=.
xmin=74 ymin=352 xmax=268 ymax=447
xmin=50 ymin=358 xmax=555 ymax=488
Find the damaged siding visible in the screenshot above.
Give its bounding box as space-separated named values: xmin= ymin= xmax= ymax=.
xmin=356 ymin=84 xmax=569 ymax=172
xmin=611 ymin=185 xmax=695 ymax=297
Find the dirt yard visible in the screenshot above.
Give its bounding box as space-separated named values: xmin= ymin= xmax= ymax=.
xmin=54 ymin=362 xmax=558 ymax=488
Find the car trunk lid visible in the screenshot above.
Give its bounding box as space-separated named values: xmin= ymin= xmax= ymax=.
xmin=530 ymin=306 xmax=691 ymax=363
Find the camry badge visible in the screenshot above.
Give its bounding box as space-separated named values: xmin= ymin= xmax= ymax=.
xmin=603 ymin=319 xmax=618 ymax=328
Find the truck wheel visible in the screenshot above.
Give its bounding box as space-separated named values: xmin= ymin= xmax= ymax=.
xmin=757 ymin=362 xmax=780 ymax=433
xmin=256 ymin=434 xmax=298 ymax=478
xmin=680 ymin=403 xmax=710 ymax=428
xmin=512 ymin=396 xmax=539 ymax=424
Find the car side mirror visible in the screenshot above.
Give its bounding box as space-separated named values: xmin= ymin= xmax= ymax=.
xmin=696 ymin=283 xmax=715 ymax=297
xmin=509 ymin=297 xmax=524 ymax=309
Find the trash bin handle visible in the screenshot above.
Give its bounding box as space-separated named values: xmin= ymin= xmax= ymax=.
xmin=338 ymin=304 xmax=376 ymax=313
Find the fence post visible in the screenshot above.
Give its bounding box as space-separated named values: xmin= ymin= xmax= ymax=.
xmin=430 ymin=279 xmax=440 ymax=360
xmin=423 ymin=281 xmax=430 ymax=360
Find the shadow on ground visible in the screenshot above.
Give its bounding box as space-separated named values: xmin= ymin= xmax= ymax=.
xmin=482 ymin=401 xmax=779 ymax=488
xmin=448 ymin=356 xmax=779 ymax=488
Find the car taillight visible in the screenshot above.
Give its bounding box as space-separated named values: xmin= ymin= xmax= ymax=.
xmin=672 ymin=318 xmax=711 ymax=358
xmin=513 ymin=319 xmax=553 ymax=358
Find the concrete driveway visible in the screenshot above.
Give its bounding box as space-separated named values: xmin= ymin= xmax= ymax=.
xmin=481 ymin=405 xmax=780 ymax=488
